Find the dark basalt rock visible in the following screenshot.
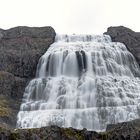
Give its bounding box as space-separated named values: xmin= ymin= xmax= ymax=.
xmin=104 ymin=26 xmax=140 ymax=69
xmin=0 ymin=125 xmax=102 ymax=140
xmin=1 ymin=122 xmax=140 ymax=140
xmin=0 ymin=26 xmax=56 ymax=78
xmin=0 ymin=71 xmax=15 ymax=96
xmin=0 ymin=26 xmax=56 ymax=127
xmin=0 ymin=26 xmax=55 ymax=39
xmin=106 ymin=119 xmax=140 ymax=140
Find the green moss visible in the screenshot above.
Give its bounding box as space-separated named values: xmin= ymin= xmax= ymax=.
xmin=9 ymin=133 xmax=17 ymax=140
xmin=62 ymin=128 xmax=82 ymax=140
xmin=99 ymin=131 xmax=108 ymax=139
xmin=0 ymin=106 xmax=9 ymax=117
xmin=102 ymin=134 xmax=107 ymax=139
xmin=0 ymin=96 xmax=10 ymax=117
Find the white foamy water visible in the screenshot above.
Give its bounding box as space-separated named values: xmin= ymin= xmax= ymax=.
xmin=17 ymin=34 xmax=140 ymax=131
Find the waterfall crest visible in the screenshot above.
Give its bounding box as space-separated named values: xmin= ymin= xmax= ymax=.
xmin=17 ymin=34 xmax=140 ymax=131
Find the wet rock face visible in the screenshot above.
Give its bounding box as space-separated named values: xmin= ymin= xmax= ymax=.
xmin=104 ymin=26 xmax=140 ymax=66
xmin=0 ymin=26 xmax=56 ymax=127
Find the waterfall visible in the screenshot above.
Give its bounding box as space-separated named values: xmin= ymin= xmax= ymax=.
xmin=17 ymin=34 xmax=140 ymax=131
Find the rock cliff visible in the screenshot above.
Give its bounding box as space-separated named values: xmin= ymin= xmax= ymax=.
xmin=105 ymin=26 xmax=140 ymax=67
xmin=0 ymin=26 xmax=56 ymax=127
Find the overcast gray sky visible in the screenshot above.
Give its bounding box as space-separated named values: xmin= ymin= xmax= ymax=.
xmin=0 ymin=0 xmax=140 ymax=34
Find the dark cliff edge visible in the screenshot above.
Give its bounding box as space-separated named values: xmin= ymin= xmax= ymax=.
xmin=1 ymin=26 xmax=140 ymax=140
xmin=104 ymin=26 xmax=140 ymax=68
xmin=0 ymin=26 xmax=56 ymax=128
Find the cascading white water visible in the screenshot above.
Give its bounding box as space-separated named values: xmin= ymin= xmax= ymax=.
xmin=17 ymin=34 xmax=140 ymax=131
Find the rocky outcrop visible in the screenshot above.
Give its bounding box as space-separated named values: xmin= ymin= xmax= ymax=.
xmin=104 ymin=26 xmax=140 ymax=67
xmin=0 ymin=126 xmax=100 ymax=140
xmin=107 ymin=119 xmax=140 ymax=131
xmin=0 ymin=26 xmax=55 ymax=78
xmin=106 ymin=119 xmax=140 ymax=140
xmin=0 ymin=26 xmax=56 ymax=127
xmin=1 ymin=121 xmax=140 ymax=140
